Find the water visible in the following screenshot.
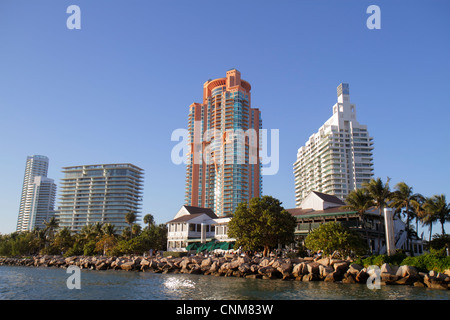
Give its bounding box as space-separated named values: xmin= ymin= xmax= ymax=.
xmin=0 ymin=266 xmax=449 ymax=300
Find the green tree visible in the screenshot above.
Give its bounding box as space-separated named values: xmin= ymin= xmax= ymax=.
xmin=228 ymin=196 xmax=297 ymax=257
xmin=389 ymin=182 xmax=423 ymax=254
xmin=143 ymin=214 xmax=155 ymax=229
xmin=132 ymin=224 xmax=142 ymax=238
xmin=52 ymin=227 xmax=74 ymax=255
xmin=125 ymin=212 xmax=137 ymax=239
xmin=422 ymin=196 xmax=439 ymax=242
xmin=96 ymin=223 xmax=118 ymax=255
xmin=343 ymin=188 xmax=375 ymax=246
xmin=362 ymin=177 xmax=391 ymax=254
xmin=304 ymin=222 xmax=369 ymax=257
xmin=410 ymin=194 xmax=426 ymax=239
xmin=44 ymin=217 xmax=59 ymax=243
xmin=424 ymin=194 xmax=450 ymax=237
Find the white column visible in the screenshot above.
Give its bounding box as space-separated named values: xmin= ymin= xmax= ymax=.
xmin=384 ymin=208 xmax=396 ymax=256
xmin=201 ymin=223 xmax=206 ymax=244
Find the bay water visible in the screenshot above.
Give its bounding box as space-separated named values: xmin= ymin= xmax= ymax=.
xmin=0 ymin=265 xmax=449 ymax=300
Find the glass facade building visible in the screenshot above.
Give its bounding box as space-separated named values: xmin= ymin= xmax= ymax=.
xmin=57 ymin=163 xmax=144 ymax=232
xmin=185 ymin=69 xmax=262 ymax=217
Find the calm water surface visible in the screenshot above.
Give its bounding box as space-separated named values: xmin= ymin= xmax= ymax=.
xmin=0 ymin=266 xmax=449 ymax=300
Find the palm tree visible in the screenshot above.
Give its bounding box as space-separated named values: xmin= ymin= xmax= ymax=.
xmin=422 ymin=197 xmax=439 ymax=242
xmin=101 ymin=223 xmax=117 ymax=236
xmin=98 ymin=223 xmax=117 ymax=255
xmin=33 ymin=228 xmax=47 ymax=253
xmin=143 ymin=214 xmax=155 ymax=230
xmin=131 ymin=224 xmax=142 ymax=238
xmin=410 ymin=194 xmax=426 ymax=238
xmin=343 ymin=188 xmax=375 ymax=249
xmin=125 ymin=211 xmax=137 ymax=239
xmin=80 ymin=224 xmax=97 ymax=244
xmin=362 ymin=177 xmax=391 ymax=254
xmin=389 ymin=182 xmax=423 ymax=254
xmin=44 ymin=217 xmax=59 ymax=243
xmin=424 ymin=194 xmax=450 ymax=237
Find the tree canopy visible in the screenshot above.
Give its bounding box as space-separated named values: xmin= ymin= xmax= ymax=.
xmin=304 ymin=221 xmax=369 ymax=257
xmin=227 ymin=196 xmax=297 ymax=256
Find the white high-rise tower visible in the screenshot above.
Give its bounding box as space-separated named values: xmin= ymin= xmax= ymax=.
xmin=293 ymin=83 xmax=374 ymax=206
xmin=17 ymin=155 xmax=56 ymax=232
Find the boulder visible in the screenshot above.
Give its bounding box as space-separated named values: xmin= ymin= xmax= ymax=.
xmin=324 ymin=272 xmax=338 ymax=282
xmin=189 ymin=265 xmax=202 ymax=274
xmin=238 ymin=263 xmax=251 ymax=274
xmin=120 ymin=262 xmax=134 ymax=271
xmin=179 ymin=257 xmax=191 ymax=269
xmin=258 ymin=266 xmax=279 ymax=279
xmin=319 ymin=264 xmax=334 ymax=278
xmin=259 ymin=258 xmax=270 ymax=267
xmin=316 ymin=257 xmax=330 ymax=266
xmin=395 ymin=276 xmax=416 ymax=286
xmin=396 ymin=265 xmax=418 ymax=278
xmin=356 ymin=269 xmax=370 ymax=284
xmin=342 ymin=273 xmax=356 ymax=284
xmin=429 ymin=271 xmax=447 ymax=281
xmin=426 ymin=279 xmax=448 ymax=290
xmin=380 ymin=263 xmax=395 ymax=275
xmin=333 ymin=262 xmax=349 ymax=275
xmin=238 ymin=256 xmax=251 ymax=265
xmin=229 ymin=259 xmax=241 ymax=270
xmin=140 ymin=259 xmax=150 ymax=267
xmin=250 ymin=264 xmax=259 ymax=274
xmin=209 ymin=261 xmax=220 ymax=273
xmin=96 ymin=262 xmax=107 ymax=270
xmin=200 ymin=257 xmax=213 ymax=268
xmin=413 ymin=281 xmax=426 ymax=288
xmin=307 ymin=262 xmax=321 ymax=275
xmin=219 ymin=262 xmax=231 ymax=273
xmin=278 ymin=263 xmax=292 ymax=276
xmin=348 ymin=264 xmax=363 ymax=276
xmin=380 ymin=273 xmax=399 ymax=284
xmin=302 ymin=274 xmax=319 ymax=282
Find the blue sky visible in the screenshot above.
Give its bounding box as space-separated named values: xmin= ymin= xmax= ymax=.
xmin=0 ymin=0 xmax=449 ymax=236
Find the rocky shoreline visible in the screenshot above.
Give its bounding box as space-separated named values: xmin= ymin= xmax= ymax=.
xmin=1 ymin=255 xmax=449 ymax=290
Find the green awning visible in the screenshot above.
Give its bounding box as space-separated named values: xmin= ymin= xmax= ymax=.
xmin=186 ymin=242 xmax=201 ymax=251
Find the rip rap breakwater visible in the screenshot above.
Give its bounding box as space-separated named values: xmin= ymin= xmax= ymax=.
xmin=1 ymin=254 xmax=449 ymax=290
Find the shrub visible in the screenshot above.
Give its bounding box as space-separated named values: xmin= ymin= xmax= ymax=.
xmin=361 ymin=251 xmax=407 ymax=267
xmin=429 ymin=234 xmax=450 ymax=251
xmin=400 ymin=253 xmax=450 ymax=272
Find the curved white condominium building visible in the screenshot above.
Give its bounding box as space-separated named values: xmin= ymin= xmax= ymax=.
xmin=293 ymin=83 xmax=374 ymax=206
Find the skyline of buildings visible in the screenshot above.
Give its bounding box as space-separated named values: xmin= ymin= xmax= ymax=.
xmin=293 ymin=83 xmax=374 ymax=206
xmin=184 ymin=69 xmax=262 ymax=217
xmin=13 ymin=79 xmax=375 ymax=234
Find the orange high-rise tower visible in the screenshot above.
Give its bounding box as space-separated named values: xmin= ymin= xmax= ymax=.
xmin=185 ymin=69 xmax=262 ymax=217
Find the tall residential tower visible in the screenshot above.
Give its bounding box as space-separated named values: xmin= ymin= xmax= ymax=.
xmin=57 ymin=163 xmax=144 ymax=232
xmin=17 ymin=155 xmax=57 ymax=232
xmin=293 ymin=83 xmax=374 ymax=206
xmin=185 ymin=69 xmax=262 ymax=217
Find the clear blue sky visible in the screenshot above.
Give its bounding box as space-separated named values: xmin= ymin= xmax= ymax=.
xmin=1 ymin=0 xmax=449 ymax=237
